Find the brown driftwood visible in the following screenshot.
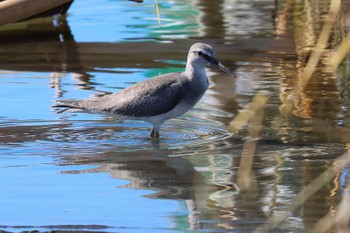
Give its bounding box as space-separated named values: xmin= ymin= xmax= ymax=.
xmin=0 ymin=0 xmax=73 ymax=26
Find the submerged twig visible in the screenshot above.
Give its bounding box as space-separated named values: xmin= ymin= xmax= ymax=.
xmin=230 ymin=91 xmax=270 ymax=191
xmin=236 ymin=108 xmax=263 ymax=191
xmin=311 ymin=180 xmax=350 ymax=233
xmin=254 ymin=150 xmax=350 ymax=233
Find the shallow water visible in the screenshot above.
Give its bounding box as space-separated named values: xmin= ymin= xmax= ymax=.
xmin=1 ymin=0 xmax=350 ymax=232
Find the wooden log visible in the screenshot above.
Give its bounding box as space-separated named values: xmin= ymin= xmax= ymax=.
xmin=0 ymin=0 xmax=72 ymax=26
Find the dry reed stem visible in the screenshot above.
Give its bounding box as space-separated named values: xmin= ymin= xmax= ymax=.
xmin=228 ymin=90 xmax=270 ymax=133
xmin=279 ymin=0 xmax=343 ymax=127
xmin=327 ymin=32 xmax=350 ymax=70
xmin=254 ymin=150 xmax=350 ymax=233
xmin=154 ymin=0 xmax=161 ymax=25
xmin=279 ymin=0 xmax=341 ymax=115
xmin=311 ymin=180 xmax=350 ymax=233
xmin=294 ymin=0 xmax=341 ymax=92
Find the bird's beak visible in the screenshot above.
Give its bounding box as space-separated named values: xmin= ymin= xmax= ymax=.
xmin=207 ymin=56 xmax=232 ymax=75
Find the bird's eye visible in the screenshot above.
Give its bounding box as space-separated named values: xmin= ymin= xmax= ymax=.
xmin=197 ymin=51 xmax=203 ymax=56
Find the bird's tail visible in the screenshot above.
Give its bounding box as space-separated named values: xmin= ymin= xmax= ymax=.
xmin=53 ymin=100 xmax=84 ymax=113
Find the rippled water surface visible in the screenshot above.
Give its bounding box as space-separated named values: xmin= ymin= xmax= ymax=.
xmin=1 ymin=0 xmax=350 ymax=232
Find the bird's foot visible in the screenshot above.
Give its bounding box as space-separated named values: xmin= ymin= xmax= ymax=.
xmin=150 ymin=129 xmax=160 ymax=139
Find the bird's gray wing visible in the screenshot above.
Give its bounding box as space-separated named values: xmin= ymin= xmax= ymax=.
xmin=72 ymin=73 xmax=184 ymax=117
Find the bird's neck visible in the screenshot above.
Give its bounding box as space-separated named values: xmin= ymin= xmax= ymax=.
xmin=186 ymin=63 xmax=207 ymax=81
xmin=185 ymin=63 xmax=209 ymax=89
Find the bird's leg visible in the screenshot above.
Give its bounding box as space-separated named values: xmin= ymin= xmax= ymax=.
xmin=150 ymin=128 xmax=160 ymax=139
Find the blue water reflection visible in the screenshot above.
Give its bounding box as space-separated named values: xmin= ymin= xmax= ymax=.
xmin=0 ymin=72 xmax=57 ymax=120
xmin=68 ymin=0 xmax=200 ymax=42
xmin=0 ymin=163 xmax=186 ymax=232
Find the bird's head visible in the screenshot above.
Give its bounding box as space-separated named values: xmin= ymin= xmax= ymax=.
xmin=187 ymin=43 xmax=231 ymax=75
